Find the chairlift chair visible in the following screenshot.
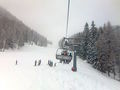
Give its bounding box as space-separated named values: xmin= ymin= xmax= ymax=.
xmin=56 ymin=48 xmax=72 ymax=64
xmin=55 ymin=0 xmax=78 ymax=71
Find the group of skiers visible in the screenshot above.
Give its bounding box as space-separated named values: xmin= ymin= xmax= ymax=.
xmin=34 ymin=60 xmax=41 ymax=66
xmin=15 ymin=60 xmax=56 ymax=67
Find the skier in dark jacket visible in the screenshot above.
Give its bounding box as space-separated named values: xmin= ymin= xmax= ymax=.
xmin=38 ymin=60 xmax=41 ymax=66
xmin=16 ymin=60 xmax=18 ymax=65
xmin=34 ymin=60 xmax=37 ymax=66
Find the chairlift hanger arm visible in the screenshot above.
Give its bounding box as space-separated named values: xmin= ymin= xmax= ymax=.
xmin=66 ymin=0 xmax=70 ymax=38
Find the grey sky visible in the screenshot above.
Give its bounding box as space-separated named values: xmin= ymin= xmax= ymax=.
xmin=0 ymin=0 xmax=120 ymax=47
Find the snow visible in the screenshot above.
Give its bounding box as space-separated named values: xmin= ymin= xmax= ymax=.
xmin=0 ymin=45 xmax=120 ymax=90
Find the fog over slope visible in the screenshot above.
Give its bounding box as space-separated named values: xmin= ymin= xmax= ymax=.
xmin=0 ymin=0 xmax=120 ymax=47
xmin=0 ymin=6 xmax=48 ymax=50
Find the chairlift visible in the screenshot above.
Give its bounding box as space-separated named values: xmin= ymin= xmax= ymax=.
xmin=56 ymin=48 xmax=72 ymax=64
xmin=56 ymin=0 xmax=72 ymax=64
xmin=55 ymin=0 xmax=79 ymax=71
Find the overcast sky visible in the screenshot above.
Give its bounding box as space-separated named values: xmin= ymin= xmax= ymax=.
xmin=0 ymin=0 xmax=120 ymax=47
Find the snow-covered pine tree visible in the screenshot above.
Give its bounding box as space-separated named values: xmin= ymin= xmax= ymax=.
xmin=97 ymin=22 xmax=116 ymax=76
xmin=96 ymin=26 xmax=107 ymax=72
xmin=77 ymin=33 xmax=84 ymax=59
xmin=113 ymin=26 xmax=120 ymax=80
xmin=104 ymin=22 xmax=116 ymax=76
xmin=82 ymin=22 xmax=90 ymax=60
xmin=86 ymin=21 xmax=98 ymax=64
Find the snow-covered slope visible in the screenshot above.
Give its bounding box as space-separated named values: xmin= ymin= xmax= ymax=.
xmin=0 ymin=45 xmax=120 ymax=90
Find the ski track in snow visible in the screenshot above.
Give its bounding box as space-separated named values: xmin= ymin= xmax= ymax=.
xmin=0 ymin=45 xmax=120 ymax=90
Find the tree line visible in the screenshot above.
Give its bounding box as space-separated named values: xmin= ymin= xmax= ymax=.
xmin=60 ymin=21 xmax=120 ymax=81
xmin=0 ymin=7 xmax=48 ymax=51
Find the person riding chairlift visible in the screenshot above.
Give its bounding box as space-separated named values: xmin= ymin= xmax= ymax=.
xmin=64 ymin=51 xmax=68 ymax=56
xmin=61 ymin=50 xmax=68 ymax=56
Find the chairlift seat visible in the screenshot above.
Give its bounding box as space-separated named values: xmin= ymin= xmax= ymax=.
xmin=56 ymin=55 xmax=72 ymax=61
xmin=56 ymin=48 xmax=72 ymax=62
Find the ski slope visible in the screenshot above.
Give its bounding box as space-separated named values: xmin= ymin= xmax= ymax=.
xmin=0 ymin=45 xmax=120 ymax=90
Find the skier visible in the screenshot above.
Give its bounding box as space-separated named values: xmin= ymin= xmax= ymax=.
xmin=54 ymin=63 xmax=56 ymax=67
xmin=48 ymin=60 xmax=53 ymax=67
xmin=16 ymin=60 xmax=18 ymax=65
xmin=34 ymin=60 xmax=37 ymax=66
xmin=38 ymin=60 xmax=41 ymax=66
